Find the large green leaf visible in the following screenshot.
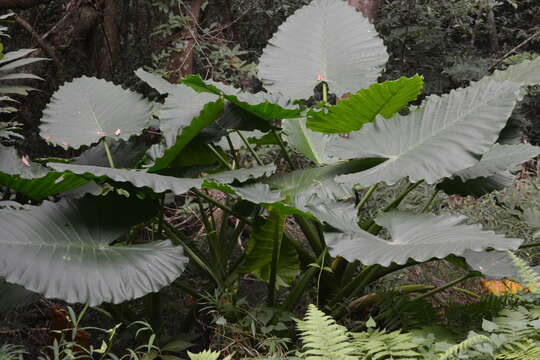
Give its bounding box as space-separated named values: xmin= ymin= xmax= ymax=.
xmin=437 ymin=144 xmax=540 ymax=197
xmin=209 ymin=164 xmax=277 ymax=183
xmin=74 ymin=138 xmax=149 ymax=168
xmin=182 ymin=75 xmax=301 ymax=120
xmin=242 ymin=211 xmax=299 ymax=287
xmin=51 ymin=163 xmax=275 ymax=196
xmin=488 ymin=57 xmax=540 ymax=86
xmin=135 ymin=69 xmax=220 ymax=147
xmin=199 ymin=103 xmax=272 ymax=145
xmin=462 ymin=251 xmax=522 ymax=281
xmin=265 ymin=158 xmax=385 ymax=200
xmin=39 ymin=76 xmax=153 ymax=149
xmin=149 ymin=98 xmax=225 ymax=172
xmin=325 ymin=210 xmax=522 ymax=266
xmin=257 ymin=0 xmax=388 ymax=99
xmin=0 ymin=195 xmax=187 ymax=305
xmin=307 ymin=75 xmax=424 ymax=134
xmin=332 ymin=80 xmax=522 ymax=187
xmin=50 ymin=163 xmax=203 ymax=195
xmin=282 ymin=118 xmax=335 ymax=164
xmin=0 ymin=145 xmax=89 ymax=200
xmin=448 ymin=144 xmax=540 ymax=180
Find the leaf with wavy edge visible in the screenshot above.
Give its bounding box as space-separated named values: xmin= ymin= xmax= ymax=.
xmin=462 ymin=251 xmax=521 ymax=281
xmin=258 ymin=0 xmax=388 ymax=99
xmin=332 ymin=80 xmax=522 ymax=187
xmin=50 ymin=163 xmax=202 ymax=195
xmin=437 ymin=144 xmax=540 ymax=197
xmin=488 ymin=57 xmax=540 ymax=86
xmin=307 ymin=75 xmax=424 ymax=134
xmin=452 ymin=144 xmax=540 ymax=180
xmin=51 ymin=163 xmax=276 ymax=195
xmin=0 ymin=195 xmax=187 ymax=305
xmin=326 ymin=210 xmax=522 ymax=266
xmin=40 ymin=76 xmax=153 ymax=149
xmin=135 ymin=69 xmax=220 ymax=148
xmin=182 ymin=75 xmax=301 ymax=120
xmin=149 ymin=98 xmax=225 ymax=172
xmin=265 ymin=158 xmax=384 ymax=200
xmin=282 ymin=118 xmax=335 ymax=164
xmin=0 ymin=145 xmax=89 ymax=200
xmin=209 ymin=164 xmax=276 ymax=183
xmin=437 ymin=172 xmax=514 ymax=198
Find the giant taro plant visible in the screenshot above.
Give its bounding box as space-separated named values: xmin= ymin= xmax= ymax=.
xmin=1 ymin=0 xmax=540 ymax=321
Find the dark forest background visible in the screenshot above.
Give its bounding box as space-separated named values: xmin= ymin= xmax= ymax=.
xmin=1 ymin=0 xmax=540 ymax=155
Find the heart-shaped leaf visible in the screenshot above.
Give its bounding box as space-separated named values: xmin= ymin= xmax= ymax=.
xmin=258 ymin=0 xmax=388 ymax=99
xmin=136 ymin=69 xmax=220 ymax=148
xmin=40 ymin=76 xmax=153 ymax=149
xmin=325 ymin=210 xmax=522 ymax=266
xmin=0 ymin=195 xmax=187 ymax=305
xmin=332 ymin=80 xmax=522 ymax=186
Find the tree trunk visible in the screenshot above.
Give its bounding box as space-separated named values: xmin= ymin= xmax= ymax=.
xmin=166 ymin=0 xmax=204 ymax=82
xmin=487 ymin=6 xmax=500 ymax=54
xmin=348 ymin=0 xmax=379 ymax=22
xmin=89 ymin=0 xmax=122 ymax=79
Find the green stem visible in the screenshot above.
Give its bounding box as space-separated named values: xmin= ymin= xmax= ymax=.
xmin=322 ymin=82 xmax=329 ymax=104
xmin=295 ymin=215 xmax=324 ymax=255
xmin=421 ymin=188 xmax=440 ymax=213
xmin=452 ymin=286 xmax=481 ymax=299
xmin=207 ymin=144 xmax=234 ymax=170
xmin=267 ymin=215 xmax=285 ymax=307
xmin=349 ymin=285 xmax=436 ymax=313
xmin=191 ymin=188 xmax=253 ymax=225
xmin=236 ymin=130 xmax=264 ymax=166
xmin=327 ymin=265 xmax=379 ymax=314
xmin=282 ymin=262 xmax=320 ymax=312
xmin=414 ymin=273 xmax=478 ymax=302
xmin=272 ymin=129 xmax=295 ymax=169
xmin=163 ymin=222 xmax=225 ymax=288
xmin=148 ymin=293 xmax=162 ymax=335
xmin=225 ymin=133 xmax=239 ymax=167
xmin=384 ymin=181 xmax=423 ymax=212
xmin=192 ymin=188 xmax=316 ymax=270
xmin=172 ymin=280 xmax=202 ymax=300
xmin=103 ymin=139 xmax=115 ymax=168
xmin=519 ymin=242 xmax=540 ymax=250
xmin=365 ymin=181 xmax=423 ymax=233
xmin=356 ymin=183 xmax=379 ymax=210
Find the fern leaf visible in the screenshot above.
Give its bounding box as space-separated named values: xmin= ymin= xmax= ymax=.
xmin=508 ymin=252 xmax=540 ymax=294
xmin=296 ymin=304 xmax=357 ymax=360
xmin=438 ymin=334 xmax=491 ymax=360
xmin=188 ymin=349 xmax=222 ymax=360
xmin=353 ymin=329 xmax=422 ymax=360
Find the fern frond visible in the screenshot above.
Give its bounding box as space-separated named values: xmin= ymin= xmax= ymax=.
xmin=497 ymin=341 xmax=540 ymax=360
xmin=353 ymin=329 xmax=422 ymax=360
xmin=438 ymin=334 xmax=491 ymax=360
xmin=508 ymin=252 xmax=540 ymax=294
xmin=188 ymin=349 xmax=222 ymax=360
xmin=296 ymin=304 xmax=357 ymax=360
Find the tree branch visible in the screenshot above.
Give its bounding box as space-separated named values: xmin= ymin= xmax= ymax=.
xmin=13 ymin=13 xmax=63 ymax=73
